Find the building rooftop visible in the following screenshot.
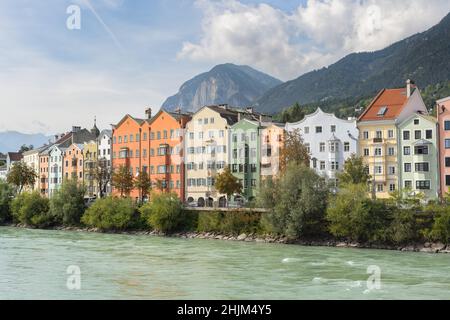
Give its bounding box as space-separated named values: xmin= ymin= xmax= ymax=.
xmin=358 ymin=88 xmax=410 ymax=122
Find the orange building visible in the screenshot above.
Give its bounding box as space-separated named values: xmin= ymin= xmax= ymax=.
xmin=147 ymin=109 xmax=191 ymax=200
xmin=39 ymin=150 xmax=50 ymax=197
xmin=64 ymin=144 xmax=85 ymax=182
xmin=112 ymin=108 xmax=191 ymax=200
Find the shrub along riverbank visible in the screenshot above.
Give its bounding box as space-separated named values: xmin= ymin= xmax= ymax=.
xmin=1 ymin=163 xmax=450 ymax=253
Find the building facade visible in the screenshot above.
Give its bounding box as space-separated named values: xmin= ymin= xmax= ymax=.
xmin=64 ymin=144 xmax=85 ymax=182
xmin=48 ymin=145 xmax=65 ymax=197
xmin=398 ymin=113 xmax=439 ymax=199
xmin=437 ymin=96 xmax=450 ymax=197
xmin=84 ymin=140 xmax=98 ymax=197
xmin=285 ymin=108 xmax=358 ymax=189
xmin=260 ymin=123 xmax=284 ymax=179
xmin=357 ymin=81 xmax=428 ymax=198
xmin=185 ymin=106 xmax=238 ymax=207
xmin=230 ymin=119 xmax=261 ymax=202
xmin=23 ymin=149 xmax=41 ymax=191
xmin=98 ymin=130 xmax=112 ymax=195
xmin=39 ymin=149 xmax=50 ymax=197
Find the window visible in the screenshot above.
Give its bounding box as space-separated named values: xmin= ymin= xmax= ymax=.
xmin=315 ymin=126 xmax=322 ymax=133
xmin=404 ymin=163 xmax=411 ymax=172
xmin=377 ymin=107 xmax=387 ymax=116
xmin=389 ymin=184 xmax=396 ymax=192
xmin=415 ymin=130 xmax=421 ymax=140
xmin=143 ymin=133 xmax=147 ymax=141
xmin=414 ymin=146 xmax=429 ymax=155
xmin=446 ymin=139 xmax=450 ymax=149
xmin=377 ymin=184 xmax=384 ymax=192
xmin=376 ymin=131 xmax=382 ymax=139
xmin=405 ymin=181 xmax=412 ymax=189
xmin=363 ymin=131 xmax=369 ymax=139
xmin=445 ymin=121 xmax=450 ymax=131
xmin=304 ymin=127 xmax=309 ymax=134
xmin=204 ymin=118 xmax=208 ymax=125
xmin=251 ymin=132 xmax=257 ymax=141
xmin=150 ymin=132 xmax=155 ymax=140
xmin=219 ymin=130 xmax=225 ymax=138
xmin=403 ymin=131 xmax=410 ymax=140
xmin=124 ymin=136 xmax=128 ymax=143
xmin=446 ymin=175 xmax=450 ymax=186
xmin=388 ymin=166 xmax=396 ymax=175
xmin=388 ymin=147 xmax=395 ymax=156
xmin=320 ymin=161 xmax=325 ymax=170
xmin=170 ymin=130 xmax=174 ymax=139
xmin=305 ymin=143 xmax=310 ymax=153
xmin=319 ymin=143 xmax=325 ymax=152
xmin=198 ymin=119 xmax=202 ymax=125
xmin=163 ymin=130 xmax=168 ymax=139
xmin=232 ymin=134 xmax=237 ymax=142
xmin=416 ymin=180 xmax=430 ymax=190
xmin=331 ymin=125 xmax=336 ymax=133
xmin=415 ymin=163 xmax=429 ymax=172
xmin=344 ymin=142 xmax=350 ymax=152
xmin=414 ymin=119 xmax=419 ymax=125
xmin=189 ymin=132 xmax=194 ymax=139
xmin=426 ymin=130 xmax=432 ymax=139
xmin=129 ymin=134 xmax=134 ymax=142
xmin=404 ymin=146 xmax=411 ymax=155
xmin=157 ymin=131 xmax=161 ymax=140
xmin=388 ymin=130 xmax=394 ymax=138
xmin=446 ymin=157 xmax=450 ymax=167
xmin=374 ymin=166 xmax=382 ymax=174
xmin=374 ymin=148 xmax=382 ymax=156
xmin=210 ymin=118 xmax=214 ymax=124
xmin=364 ymin=148 xmax=369 ymax=156
xmin=198 ymin=132 xmax=203 ymax=139
xmin=330 ymin=161 xmax=339 ymax=171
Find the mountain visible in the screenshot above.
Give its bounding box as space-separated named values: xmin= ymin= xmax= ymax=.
xmin=162 ymin=63 xmax=282 ymax=112
xmin=0 ymin=131 xmax=50 ymax=153
xmin=255 ymin=12 xmax=450 ymax=114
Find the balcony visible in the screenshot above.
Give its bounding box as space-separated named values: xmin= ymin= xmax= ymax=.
xmin=373 ymin=138 xmax=383 ymax=143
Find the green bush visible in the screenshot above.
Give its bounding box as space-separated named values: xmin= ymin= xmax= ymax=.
xmin=428 ymin=208 xmax=450 ymax=244
xmin=327 ymin=184 xmax=393 ymax=243
xmin=0 ymin=181 xmax=15 ymax=223
xmin=260 ymin=163 xmax=328 ymax=238
xmin=139 ymin=192 xmax=184 ymax=233
xmin=81 ymin=197 xmax=137 ymax=231
xmin=11 ymin=192 xmax=51 ymax=227
xmin=197 ymin=210 xmax=263 ymax=235
xmin=50 ymin=180 xmax=86 ymax=226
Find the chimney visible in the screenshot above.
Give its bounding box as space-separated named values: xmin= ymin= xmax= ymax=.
xmin=406 ymin=79 xmax=414 ymax=98
xmin=145 ymin=107 xmax=152 ymax=119
xmin=238 ymin=112 xmax=241 ymax=121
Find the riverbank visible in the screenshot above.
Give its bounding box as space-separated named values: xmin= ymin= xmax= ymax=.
xmin=4 ymin=223 xmax=449 ymax=254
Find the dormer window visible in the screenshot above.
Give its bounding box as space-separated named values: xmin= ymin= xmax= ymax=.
xmin=377 ymin=107 xmax=388 ymax=116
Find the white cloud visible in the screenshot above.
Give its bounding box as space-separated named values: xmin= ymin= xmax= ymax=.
xmin=178 ymin=0 xmax=450 ymax=80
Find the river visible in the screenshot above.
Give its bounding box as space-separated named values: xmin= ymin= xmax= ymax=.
xmin=0 ymin=226 xmax=449 ymax=299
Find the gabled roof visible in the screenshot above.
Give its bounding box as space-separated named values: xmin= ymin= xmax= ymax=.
xmin=400 ymin=112 xmax=437 ymax=127
xmin=7 ymin=152 xmax=22 ymax=162
xmin=147 ymin=109 xmax=192 ymax=126
xmin=286 ymin=107 xmax=356 ymax=127
xmin=437 ymin=96 xmax=450 ymax=104
xmin=358 ymin=88 xmax=409 ymax=122
xmin=206 ymin=105 xmax=240 ymax=125
xmin=114 ymin=114 xmax=147 ymax=129
xmin=99 ymin=129 xmax=112 ymax=139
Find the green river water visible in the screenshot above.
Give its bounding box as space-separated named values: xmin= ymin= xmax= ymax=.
xmin=0 ymin=226 xmax=449 ymax=299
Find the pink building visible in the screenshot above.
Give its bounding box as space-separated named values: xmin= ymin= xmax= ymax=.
xmin=437 ymin=96 xmax=450 ymax=197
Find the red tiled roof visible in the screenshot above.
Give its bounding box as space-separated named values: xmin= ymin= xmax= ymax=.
xmin=358 ymin=88 xmax=409 ymax=122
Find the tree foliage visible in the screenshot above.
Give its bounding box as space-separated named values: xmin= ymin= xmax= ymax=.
xmin=91 ymin=159 xmax=112 ymax=198
xmin=7 ymin=162 xmax=37 ymax=194
xmin=260 ymin=163 xmax=328 ymax=238
xmin=11 ymin=192 xmax=51 ymax=227
xmin=112 ymin=165 xmax=134 ymax=197
xmin=50 ymin=179 xmax=86 ymax=226
xmin=214 ymin=166 xmax=242 ymax=204
xmin=134 ymin=171 xmax=152 ymax=201
xmin=140 ymin=192 xmax=184 ymax=233
xmin=81 ymin=197 xmax=137 ymax=231
xmin=279 ymin=129 xmax=310 ymax=173
xmin=338 ymin=154 xmax=371 ymax=186
xmin=0 ymin=181 xmax=15 ymax=223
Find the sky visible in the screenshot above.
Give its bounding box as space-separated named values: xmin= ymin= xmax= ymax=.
xmin=0 ymin=0 xmax=449 ymax=135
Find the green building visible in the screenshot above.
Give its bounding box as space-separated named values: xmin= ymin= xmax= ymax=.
xmin=398 ymin=113 xmax=439 ymax=200
xmin=230 ymin=118 xmax=261 ymax=202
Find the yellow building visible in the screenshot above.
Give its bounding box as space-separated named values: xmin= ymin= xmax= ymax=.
xmin=83 ymin=140 xmax=98 ymax=198
xmin=357 ymin=81 xmax=428 ymax=198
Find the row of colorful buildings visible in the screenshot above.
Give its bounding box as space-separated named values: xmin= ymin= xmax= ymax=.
xmin=3 ymin=80 xmax=450 ymax=205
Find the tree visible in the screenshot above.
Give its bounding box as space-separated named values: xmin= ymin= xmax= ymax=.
xmin=134 ymin=171 xmax=152 ymax=202
xmin=50 ymin=179 xmax=86 ymax=226
xmin=279 ymin=129 xmax=310 ymax=172
xmin=337 ymin=154 xmax=371 ymax=185
xmin=214 ymin=166 xmax=242 ymax=206
xmin=7 ymin=162 xmax=37 ymax=194
xmin=82 ymin=197 xmax=137 ymax=231
xmin=0 ymin=181 xmax=15 ymax=223
xmin=19 ymin=145 xmax=34 ymax=153
xmin=140 ymin=192 xmax=184 ymax=233
xmin=261 ymin=163 xmax=328 ymax=238
xmin=290 ymin=102 xmax=305 ymax=122
xmin=11 ymin=191 xmax=51 ymax=227
xmin=112 ymin=165 xmax=134 ymax=197
xmin=92 ymin=159 xmax=112 ymax=198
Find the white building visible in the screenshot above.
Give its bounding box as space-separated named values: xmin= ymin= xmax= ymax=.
xmin=98 ymin=129 xmax=112 ymax=195
xmin=48 ymin=145 xmax=66 ymax=197
xmin=285 ymin=108 xmax=359 ymax=188
xmin=23 ymin=148 xmax=42 ymax=191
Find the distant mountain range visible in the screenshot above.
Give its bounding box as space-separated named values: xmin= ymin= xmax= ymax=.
xmin=162 ymin=63 xmax=282 ymax=112
xmin=254 ymin=12 xmax=450 ymax=113
xmin=162 ymin=12 xmax=450 ymax=116
xmin=0 ymin=131 xmax=50 ymax=153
